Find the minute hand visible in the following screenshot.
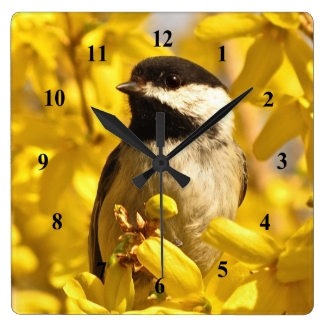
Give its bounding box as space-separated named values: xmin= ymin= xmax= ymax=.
xmin=166 ymin=87 xmax=253 ymax=160
xmin=91 ymin=106 xmax=189 ymax=188
xmin=91 ymin=107 xmax=156 ymax=160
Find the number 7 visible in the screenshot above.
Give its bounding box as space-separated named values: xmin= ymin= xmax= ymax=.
xmin=96 ymin=262 xmax=107 ymax=279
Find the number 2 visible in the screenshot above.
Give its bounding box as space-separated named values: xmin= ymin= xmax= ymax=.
xmin=263 ymin=92 xmax=274 ymax=107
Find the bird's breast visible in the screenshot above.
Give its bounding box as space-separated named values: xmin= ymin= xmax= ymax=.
xmin=98 ymin=139 xmax=242 ymax=274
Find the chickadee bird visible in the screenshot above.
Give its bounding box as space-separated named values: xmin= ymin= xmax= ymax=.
xmin=89 ymin=56 xmax=247 ymax=309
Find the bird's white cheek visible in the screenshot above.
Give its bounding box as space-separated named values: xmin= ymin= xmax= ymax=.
xmin=144 ymin=83 xmax=232 ymax=120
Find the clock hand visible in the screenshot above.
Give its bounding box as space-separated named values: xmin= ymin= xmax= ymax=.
xmin=132 ymin=109 xmax=190 ymax=188
xmin=132 ymin=169 xmax=156 ymax=189
xmin=134 ymin=87 xmax=253 ymax=187
xmin=132 ymin=165 xmax=190 ymax=189
xmin=92 ymin=107 xmax=190 ymax=189
xmin=91 ymin=107 xmax=156 ymax=160
xmin=159 ymin=169 xmax=164 ymax=279
xmin=167 ymin=87 xmax=253 ymax=160
xmin=156 ymin=112 xmax=165 ymax=279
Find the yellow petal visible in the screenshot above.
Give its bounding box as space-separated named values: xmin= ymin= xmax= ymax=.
xmin=12 ymin=224 xmax=21 ymax=245
xmin=286 ymin=278 xmax=313 ymax=314
xmin=181 ymin=294 xmax=212 ymax=314
xmin=205 ymin=262 xmax=251 ymax=314
xmin=63 ymin=278 xmax=87 ymax=300
xmin=12 ymin=245 xmax=39 ymax=276
xmin=115 ymin=266 xmax=135 ymax=312
xmin=12 ymin=290 xmax=61 ymax=314
xmin=256 ymin=53 xmax=304 ymax=102
xmin=231 ymin=33 xmax=284 ymax=99
xmin=179 ymin=36 xmax=225 ymax=75
xmin=276 ymin=246 xmax=313 ymax=283
xmin=65 ymin=297 xmax=86 ymax=314
xmin=201 ymin=217 xmax=282 ymax=268
xmin=104 ymin=254 xmax=134 ymax=313
xmin=75 ymin=272 xmax=105 ymax=307
xmin=28 ymin=58 xmax=60 ymax=111
xmin=195 ymin=13 xmax=266 ymax=41
xmin=49 ymin=242 xmax=88 ymax=288
xmin=145 ymin=194 xmax=178 ymax=220
xmin=124 ymin=300 xmax=203 ymax=314
xmin=124 ymin=300 xmax=202 ymax=315
xmin=302 ymin=126 xmax=314 ymax=183
xmin=137 ymin=237 xmax=204 ymax=300
xmin=73 ymin=168 xmax=99 ymax=205
xmin=106 ymin=12 xmax=151 ymax=34
xmin=11 ymin=114 xmax=61 ymax=149
xmin=285 ymin=31 xmax=313 ymax=101
xmin=299 ymin=97 xmax=313 ymax=127
xmin=120 ymin=31 xmax=173 ymax=63
xmin=263 ymin=13 xmax=300 ymax=29
xmin=11 ymin=44 xmax=28 ymax=90
xmin=39 ymin=149 xmax=75 ymax=214
xmin=285 ymin=217 xmax=313 ymax=250
xmin=63 ymin=278 xmax=109 ymax=314
xmin=222 ymin=269 xmax=286 ymax=314
xmin=253 ymin=101 xmax=304 ymax=160
xmin=81 ymin=25 xmax=106 ymax=51
xmin=90 ymin=53 xmax=124 ymax=109
xmin=71 ymin=298 xmax=110 ymax=314
xmin=59 ymin=116 xmax=85 ymax=145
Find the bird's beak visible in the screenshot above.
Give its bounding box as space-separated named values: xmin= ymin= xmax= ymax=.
xmin=116 ymin=81 xmax=145 ymax=96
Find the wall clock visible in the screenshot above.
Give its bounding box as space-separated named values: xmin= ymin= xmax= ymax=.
xmin=11 ymin=12 xmax=313 ymax=315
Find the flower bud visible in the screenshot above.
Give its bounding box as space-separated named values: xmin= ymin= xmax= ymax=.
xmin=145 ymin=194 xmax=178 ymax=220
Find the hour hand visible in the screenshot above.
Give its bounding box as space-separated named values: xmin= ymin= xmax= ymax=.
xmin=91 ymin=107 xmax=156 ymax=160
xmin=132 ymin=166 xmax=190 ymax=189
xmin=92 ymin=107 xmax=190 ymax=189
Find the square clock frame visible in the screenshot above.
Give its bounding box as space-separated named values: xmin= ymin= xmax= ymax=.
xmin=11 ymin=12 xmax=313 ymax=315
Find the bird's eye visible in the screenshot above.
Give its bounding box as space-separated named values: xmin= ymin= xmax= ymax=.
xmin=165 ymin=75 xmax=181 ymax=89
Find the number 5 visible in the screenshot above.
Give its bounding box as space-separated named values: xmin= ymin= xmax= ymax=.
xmin=218 ymin=261 xmax=228 ymax=277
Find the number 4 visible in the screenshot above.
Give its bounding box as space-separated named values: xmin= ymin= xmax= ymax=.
xmin=260 ymin=214 xmax=270 ymax=230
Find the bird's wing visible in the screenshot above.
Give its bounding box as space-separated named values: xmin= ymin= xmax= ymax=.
xmin=88 ymin=144 xmax=121 ymax=279
xmin=235 ymin=142 xmax=247 ymax=207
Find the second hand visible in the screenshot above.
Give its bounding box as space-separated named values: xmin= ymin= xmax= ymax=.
xmin=156 ymin=112 xmax=165 ymax=279
xmin=160 ymin=169 xmax=164 ymax=278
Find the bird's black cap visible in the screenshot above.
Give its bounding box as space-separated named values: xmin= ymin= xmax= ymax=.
xmin=119 ymin=56 xmax=228 ymax=142
xmin=130 ymin=56 xmax=228 ymax=91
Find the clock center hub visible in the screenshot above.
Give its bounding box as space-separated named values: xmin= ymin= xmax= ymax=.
xmin=152 ymin=155 xmax=169 ymax=172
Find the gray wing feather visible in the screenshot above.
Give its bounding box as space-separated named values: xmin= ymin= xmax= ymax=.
xmin=236 ymin=143 xmax=247 ymax=207
xmin=88 ymin=145 xmax=121 ymax=279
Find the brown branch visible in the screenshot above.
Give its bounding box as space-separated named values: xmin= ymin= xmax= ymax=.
xmin=64 ymin=13 xmax=94 ymax=135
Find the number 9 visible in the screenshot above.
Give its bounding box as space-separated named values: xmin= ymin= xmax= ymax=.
xmin=38 ymin=154 xmax=48 ymax=170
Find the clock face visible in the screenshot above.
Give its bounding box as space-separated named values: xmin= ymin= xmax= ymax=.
xmin=11 ymin=12 xmax=313 ymax=315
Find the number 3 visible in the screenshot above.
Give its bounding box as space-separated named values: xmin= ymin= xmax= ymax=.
xmin=277 ymin=152 xmax=287 ymax=169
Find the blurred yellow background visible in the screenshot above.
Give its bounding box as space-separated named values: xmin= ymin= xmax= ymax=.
xmin=11 ymin=12 xmax=313 ymax=314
